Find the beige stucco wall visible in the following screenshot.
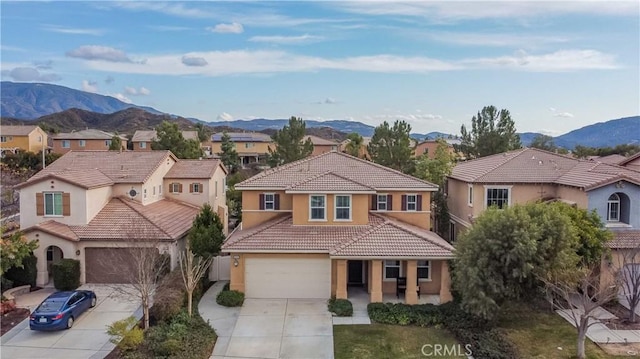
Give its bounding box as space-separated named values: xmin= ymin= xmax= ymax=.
xmin=229 ymin=253 xmax=329 ymax=293
xmin=372 ymin=191 xmax=432 ymax=230
xmin=291 ymin=193 xmax=369 ymax=225
xmin=378 ymin=260 xmax=443 ymax=295
xmin=140 ymin=155 xmax=175 ymax=205
xmin=311 ymin=144 xmax=338 ymax=157
xmin=20 ymin=180 xmax=89 ymax=228
xmin=53 ymin=139 xmax=128 ymax=154
xmin=207 ymin=141 xmax=274 ymax=155
xmin=0 ymin=128 xmax=47 ymax=153
xmin=85 ymin=186 xmax=113 ymax=222
xmin=556 ymin=185 xmax=588 ymax=209
xmin=241 ymin=190 xmax=293 ymax=229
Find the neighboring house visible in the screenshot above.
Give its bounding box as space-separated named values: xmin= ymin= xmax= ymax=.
xmin=52 ymin=129 xmax=127 ymax=154
xmin=206 ymin=132 xmax=274 ymax=167
xmin=306 ymin=135 xmax=340 ymax=156
xmin=131 ymin=129 xmax=199 ymax=151
xmin=339 ymin=136 xmax=371 ymax=160
xmin=0 ymin=125 xmax=48 ymax=156
xmin=17 ymin=150 xmax=228 ymax=286
xmin=619 ymin=152 xmax=640 ymax=171
xmin=587 ymin=154 xmax=627 ymax=164
xmin=222 ymin=151 xmax=454 ymax=304
xmin=414 ymin=139 xmax=460 ymax=159
xmin=447 ymin=148 xmax=640 ymax=288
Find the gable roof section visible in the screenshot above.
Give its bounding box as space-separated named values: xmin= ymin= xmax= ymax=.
xmin=25 ymin=220 xmax=79 ymax=242
xmin=305 ymin=135 xmax=338 ymax=146
xmin=211 ymin=132 xmax=272 ymax=142
xmin=1 ymin=125 xmax=39 ymax=136
xmin=53 ymin=129 xmax=127 ymax=140
xmin=619 ymin=152 xmax=640 ymax=166
xmin=237 ymin=151 xmax=437 ymax=190
xmin=21 ymin=150 xmax=176 ymax=187
xmin=22 ymin=169 xmax=115 ymax=189
xmin=223 ymin=213 xmax=454 ymax=258
xmin=165 ymin=159 xmax=225 ymax=179
xmin=286 ymin=171 xmax=375 ymax=193
xmin=450 ymin=148 xmax=640 ymax=190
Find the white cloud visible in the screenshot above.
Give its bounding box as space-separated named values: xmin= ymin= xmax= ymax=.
xmin=110 ymin=93 xmax=132 ymax=103
xmin=113 ymin=2 xmax=214 ymax=19
xmin=1 ymin=67 xmax=61 ymax=82
xmin=82 ymin=80 xmax=98 ymax=93
xmin=217 ymin=112 xmax=234 ymax=121
xmin=249 ymin=34 xmax=324 ymax=45
xmin=427 ymin=32 xmax=570 ymax=48
xmin=461 ymin=49 xmax=618 ymax=72
xmin=66 ymin=45 xmax=134 ymax=63
xmin=139 ymin=87 xmax=150 ymax=95
xmin=42 ymin=25 xmax=104 ymax=36
xmin=181 ymin=55 xmax=208 ymax=67
xmin=554 ymin=112 xmax=574 ymax=118
xmin=124 ymin=86 xmax=151 ymax=96
xmin=207 ymin=22 xmax=244 ymax=34
xmin=147 ymin=25 xmax=190 ymax=32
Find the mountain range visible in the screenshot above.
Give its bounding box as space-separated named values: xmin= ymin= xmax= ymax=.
xmin=1 ymin=82 xmax=638 ymax=149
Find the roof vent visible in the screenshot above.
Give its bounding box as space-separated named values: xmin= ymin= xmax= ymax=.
xmin=539 ymin=160 xmax=543 ymax=165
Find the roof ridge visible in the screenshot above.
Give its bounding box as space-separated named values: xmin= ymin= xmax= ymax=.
xmin=619 ymin=152 xmax=640 ymax=166
xmin=330 ymin=216 xmax=388 ymax=254
xmin=142 ymin=151 xmax=176 ymax=183
xmin=116 ymin=197 xmax=172 ymax=238
xmin=238 ymin=151 xmax=336 ymax=186
xmin=472 ymin=148 xmax=529 ymax=181
xmin=379 ymin=215 xmax=454 ymax=252
xmin=225 ymin=215 xmax=292 ymax=246
xmin=286 ymin=170 xmax=332 ymax=190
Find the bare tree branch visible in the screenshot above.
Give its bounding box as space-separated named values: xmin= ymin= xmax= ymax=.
xmin=179 ymin=245 xmax=213 ymax=317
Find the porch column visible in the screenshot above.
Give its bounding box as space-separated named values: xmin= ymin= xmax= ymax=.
xmin=439 ymin=260 xmax=453 ymax=303
xmin=336 ymin=259 xmax=348 ymax=299
xmin=370 ymin=260 xmax=383 ymax=303
xmin=406 ymin=260 xmax=418 ymax=305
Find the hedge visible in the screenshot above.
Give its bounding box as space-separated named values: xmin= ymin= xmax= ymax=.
xmin=52 ymin=259 xmax=80 ymax=290
xmin=367 ymin=302 xmax=519 ymax=359
xmin=5 ymin=254 xmax=37 ymax=288
xmin=216 ymin=289 xmax=244 ymax=307
xmin=328 ymin=298 xmax=353 ymax=317
xmin=141 ymin=310 xmax=216 ymax=359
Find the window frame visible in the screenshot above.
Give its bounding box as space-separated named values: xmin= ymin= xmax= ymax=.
xmin=406 ymin=194 xmax=418 ymax=212
xmin=140 ymin=141 xmax=146 ymax=149
xmin=158 ymin=184 xmax=162 ymax=196
xmin=417 ymin=260 xmax=431 ymax=281
xmin=245 ymin=142 xmax=254 ymax=148
xmin=484 ymin=186 xmax=512 ymax=209
xmin=144 ymin=189 xmax=147 ymax=199
xmin=334 ymin=194 xmax=352 ymax=221
xmin=309 ymin=194 xmax=327 ymax=221
xmin=0 ymin=136 xmax=7 ymax=143
xmin=607 ymin=193 xmax=620 ymax=222
xmin=377 ymin=194 xmax=388 ymax=211
xmin=192 ymin=183 xmax=201 ymax=194
xmin=170 ymin=183 xmax=181 ymax=193
xmin=467 ymin=184 xmax=473 ymax=207
xmin=105 ymin=139 xmax=112 ymax=147
xmin=383 ymin=260 xmax=402 ymax=281
xmin=44 ymin=192 xmax=63 ymax=217
xmin=78 ymin=139 xmax=86 ymax=147
xmin=264 ymin=193 xmax=275 ymax=211
xmin=61 ymin=140 xmax=70 ymax=148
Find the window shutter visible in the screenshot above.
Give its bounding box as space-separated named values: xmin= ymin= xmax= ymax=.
xmin=198 ymin=183 xmax=203 ymax=193
xmin=417 ymin=194 xmax=423 ymax=211
xmin=62 ymin=193 xmax=71 ymax=216
xmin=36 ymin=193 xmax=44 ymax=216
xmin=178 ymin=183 xmax=183 ymax=193
xmin=259 ymin=194 xmax=265 ymax=210
xmin=371 ymin=194 xmax=377 ymax=210
xmin=401 ymin=195 xmax=407 ymax=211
xmin=387 ymin=195 xmax=393 ymax=210
xmin=274 ymin=194 xmax=280 ymax=210
xmin=189 ymin=183 xmax=194 ymax=193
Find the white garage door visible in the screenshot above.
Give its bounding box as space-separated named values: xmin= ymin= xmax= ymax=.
xmin=245 ymin=257 xmax=331 ymax=299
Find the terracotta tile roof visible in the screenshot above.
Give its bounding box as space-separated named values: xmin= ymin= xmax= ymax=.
xmin=223 ymin=214 xmax=454 ymax=258
xmin=132 ymin=130 xmax=199 ymax=142
xmin=305 ymin=135 xmax=339 ymax=146
xmin=165 ymin=159 xmax=224 ymax=179
xmin=608 ymin=230 xmax=640 ymax=249
xmin=22 ymin=150 xmax=175 ymax=185
xmin=286 ymin=171 xmax=375 ymax=192
xmin=588 ymin=154 xmax=627 ymax=164
xmin=211 ymin=132 xmax=272 ymax=142
xmin=31 ymin=169 xmax=115 ymax=189
xmin=53 ymin=129 xmax=127 ymax=140
xmin=450 ymin=148 xmax=640 ymax=190
xmin=237 ymin=151 xmax=437 ymax=190
xmin=1 ymin=125 xmax=39 ymax=136
xmin=25 ymin=220 xmax=79 ymax=242
xmin=619 ymin=152 xmax=640 ymax=166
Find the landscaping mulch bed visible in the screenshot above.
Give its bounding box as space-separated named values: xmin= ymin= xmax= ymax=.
xmin=602 ymin=302 xmax=640 ymax=330
xmin=1 ymin=308 xmax=30 ymax=336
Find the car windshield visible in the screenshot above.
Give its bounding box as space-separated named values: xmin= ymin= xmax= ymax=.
xmin=37 ymin=299 xmax=66 ymax=312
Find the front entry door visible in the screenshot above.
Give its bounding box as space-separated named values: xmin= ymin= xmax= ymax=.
xmin=348 ymin=260 xmax=363 ymax=285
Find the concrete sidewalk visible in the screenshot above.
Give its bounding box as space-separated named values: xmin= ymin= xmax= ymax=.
xmin=556 ymin=307 xmax=640 ymax=344
xmin=197 ymin=281 xmax=241 ymax=358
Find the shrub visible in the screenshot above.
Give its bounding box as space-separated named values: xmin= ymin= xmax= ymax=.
xmin=5 ymin=254 xmax=37 ymax=288
xmin=107 ymin=316 xmax=144 ymax=352
xmin=216 ymin=289 xmax=244 ymax=307
xmin=52 ymin=259 xmax=80 ymax=290
xmin=328 ymin=298 xmax=353 ymax=317
xmin=145 ymin=309 xmax=216 ymax=358
xmin=149 ymin=270 xmax=185 ymax=323
xmin=1 ymin=277 xmax=13 ymax=293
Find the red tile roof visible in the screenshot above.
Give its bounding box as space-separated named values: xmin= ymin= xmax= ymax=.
xmin=286 ymin=171 xmax=375 ymax=192
xmin=53 ymin=129 xmax=127 ymax=140
xmin=165 ymin=159 xmax=225 ymax=179
xmin=132 ymin=130 xmax=198 ymax=142
xmin=29 ymin=169 xmax=114 ymax=189
xmin=25 ymin=220 xmax=79 ymax=242
xmin=0 ymin=125 xmax=39 ymax=136
xmin=305 ymin=135 xmax=339 ymax=146
xmin=608 ymin=230 xmax=640 ymax=249
xmin=223 ymin=214 xmax=454 ymax=258
xmin=237 ymin=151 xmax=437 ymax=190
xmin=450 ymin=148 xmax=640 ymax=190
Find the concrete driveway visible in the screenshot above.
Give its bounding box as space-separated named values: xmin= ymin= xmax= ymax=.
xmin=214 ymin=298 xmax=334 ymax=359
xmin=1 ymin=284 xmax=141 ymax=359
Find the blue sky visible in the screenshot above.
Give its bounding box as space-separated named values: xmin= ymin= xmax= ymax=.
xmin=1 ymin=1 xmax=638 ymax=135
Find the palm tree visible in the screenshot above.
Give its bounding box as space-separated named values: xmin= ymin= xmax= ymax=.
xmin=345 ymin=133 xmax=364 ymax=157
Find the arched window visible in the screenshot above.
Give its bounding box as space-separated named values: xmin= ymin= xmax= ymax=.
xmin=607 ymin=193 xmax=620 ymax=221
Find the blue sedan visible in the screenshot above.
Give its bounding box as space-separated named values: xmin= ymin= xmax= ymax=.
xmin=29 ymin=290 xmax=97 ymax=331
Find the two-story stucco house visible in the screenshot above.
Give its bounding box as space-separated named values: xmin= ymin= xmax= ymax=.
xmin=222 ymin=151 xmax=454 ymax=304
xmin=206 ymin=132 xmax=274 ymax=167
xmin=17 ymin=150 xmax=228 ymax=286
xmin=131 ymin=129 xmax=199 ymax=151
xmin=0 ymin=125 xmax=48 ymax=156
xmin=447 ymin=148 xmax=640 ymax=288
xmin=413 ymin=139 xmax=460 ymax=159
xmin=52 ymin=129 xmax=128 ymax=154
xmin=305 ymin=135 xmax=340 ymax=156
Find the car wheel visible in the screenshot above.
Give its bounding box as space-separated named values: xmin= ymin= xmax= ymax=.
xmin=91 ymin=297 xmax=97 ymax=308
xmin=67 ymin=316 xmax=74 ymax=329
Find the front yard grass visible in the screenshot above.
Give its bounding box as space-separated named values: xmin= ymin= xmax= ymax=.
xmin=334 ymin=324 xmax=461 ymax=359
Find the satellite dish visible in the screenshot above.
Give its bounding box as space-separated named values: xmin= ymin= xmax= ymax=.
xmin=129 ymin=189 xmax=138 ymax=198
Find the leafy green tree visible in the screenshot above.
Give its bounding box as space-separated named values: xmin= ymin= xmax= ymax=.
xmin=109 ymin=134 xmax=122 ymax=151
xmin=368 ymin=120 xmax=415 ymax=174
xmin=529 ymin=134 xmax=557 ymax=152
xmin=0 ymin=229 xmax=38 ymax=276
xmin=1 ymin=151 xmax=61 ymax=174
xmin=454 ymin=203 xmax=579 ymax=319
xmin=267 ymin=116 xmax=313 ymax=167
xmin=458 ymin=106 xmax=521 ymax=159
xmin=344 ymin=132 xmax=364 ymax=157
xmin=219 ymin=131 xmax=240 ymax=173
xmin=152 ymin=121 xmax=203 ymax=159
xmin=194 ymin=123 xmax=210 ymax=143
xmin=188 ymin=204 xmax=225 ymax=258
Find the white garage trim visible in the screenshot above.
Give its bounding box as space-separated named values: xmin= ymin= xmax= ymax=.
xmin=245 ymin=257 xmax=331 ymax=299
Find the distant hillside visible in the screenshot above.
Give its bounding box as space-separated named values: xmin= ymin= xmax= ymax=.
xmin=0 ymin=81 xmax=163 ymax=119
xmin=211 ymin=118 xmax=377 ymax=137
xmin=518 ymin=132 xmax=542 ymax=147
xmin=553 ymin=116 xmax=640 ymax=148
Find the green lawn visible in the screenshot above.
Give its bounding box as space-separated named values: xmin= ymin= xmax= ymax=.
xmin=333 ymin=324 xmax=462 ymax=359
xmin=497 ymin=302 xmax=628 ymax=359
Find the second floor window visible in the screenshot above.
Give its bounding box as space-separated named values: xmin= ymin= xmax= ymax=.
xmin=0 ymin=136 xmax=10 ymax=143
xmin=486 ymin=188 xmax=510 ymax=209
xmin=245 ymin=143 xmax=254 ymax=148
xmin=140 ymin=141 xmax=146 ymax=149
xmin=61 ymin=140 xmax=70 ymax=148
xmin=406 ymin=195 xmax=417 ymax=211
xmin=264 ymin=193 xmax=275 ymax=210
xmin=310 ymin=195 xmax=326 ymax=220
xmin=79 ymin=140 xmax=86 ymax=147
xmin=376 ymin=194 xmax=391 ymax=211
xmin=335 ymin=195 xmax=351 ymax=220
xmin=608 ymin=193 xmax=620 ymax=222
xmin=468 ymin=185 xmax=473 ymax=206
xmin=44 ymin=192 xmax=63 ymax=216
xmin=190 ymin=183 xmax=203 ymax=193
xmin=170 ymin=183 xmax=182 ymax=193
